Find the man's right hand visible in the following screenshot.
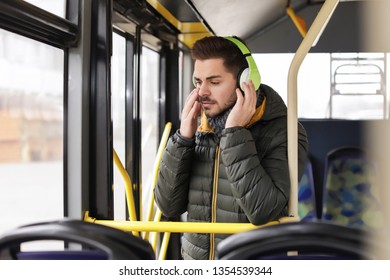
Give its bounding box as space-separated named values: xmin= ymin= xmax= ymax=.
xmin=179 ymin=88 xmax=202 ymax=138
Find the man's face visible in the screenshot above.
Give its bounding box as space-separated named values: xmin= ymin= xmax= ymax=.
xmin=193 ymin=58 xmax=237 ymax=118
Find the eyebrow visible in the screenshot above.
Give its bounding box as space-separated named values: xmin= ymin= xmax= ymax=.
xmin=194 ymin=75 xmax=223 ymax=81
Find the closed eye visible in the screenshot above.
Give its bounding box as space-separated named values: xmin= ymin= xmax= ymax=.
xmin=194 ymin=78 xmax=202 ymax=86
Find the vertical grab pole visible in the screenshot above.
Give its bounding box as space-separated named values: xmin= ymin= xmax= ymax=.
xmin=113 ymin=149 xmax=139 ymax=236
xmin=144 ymin=122 xmax=172 ymax=241
xmin=287 ymin=0 xmax=339 ymax=217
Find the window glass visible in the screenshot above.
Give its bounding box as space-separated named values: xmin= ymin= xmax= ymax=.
xmin=111 ymin=33 xmax=127 ymax=221
xmin=253 ymin=53 xmax=389 ymax=119
xmin=24 ymin=0 xmax=66 ymax=18
xmin=140 ymin=46 xmax=159 ymax=221
xmin=329 ymin=53 xmax=387 ymax=119
xmin=0 ymin=29 xmax=64 ymax=237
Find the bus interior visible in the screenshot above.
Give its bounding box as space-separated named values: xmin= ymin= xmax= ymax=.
xmin=0 ymin=0 xmax=389 ymax=260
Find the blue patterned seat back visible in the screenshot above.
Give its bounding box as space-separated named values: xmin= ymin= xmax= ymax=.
xmin=322 ymin=147 xmax=382 ymax=229
xmin=298 ymin=158 xmax=317 ymax=220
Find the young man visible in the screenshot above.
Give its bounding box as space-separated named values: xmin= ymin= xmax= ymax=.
xmin=154 ymin=36 xmax=308 ymax=260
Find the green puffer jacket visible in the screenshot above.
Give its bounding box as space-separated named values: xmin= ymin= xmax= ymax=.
xmin=155 ymin=84 xmax=308 ymax=260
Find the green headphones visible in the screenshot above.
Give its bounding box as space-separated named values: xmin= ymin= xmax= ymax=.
xmin=224 ymin=36 xmax=261 ymax=91
xmin=192 ymin=36 xmax=261 ymax=91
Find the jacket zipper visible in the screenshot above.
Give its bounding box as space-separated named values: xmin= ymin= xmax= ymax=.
xmin=209 ymin=145 xmax=220 ymax=260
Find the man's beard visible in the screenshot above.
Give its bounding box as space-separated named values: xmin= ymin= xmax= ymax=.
xmin=200 ymin=95 xmax=236 ymax=118
xmin=202 ymin=94 xmax=236 ymax=137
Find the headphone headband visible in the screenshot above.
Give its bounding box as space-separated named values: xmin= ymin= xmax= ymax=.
xmin=224 ymin=36 xmax=261 ymax=90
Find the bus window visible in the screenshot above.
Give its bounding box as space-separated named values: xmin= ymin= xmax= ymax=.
xmin=254 ymin=52 xmax=389 ymax=120
xmin=330 ymin=53 xmax=387 ymax=119
xmin=140 ymin=46 xmax=159 ymax=221
xmin=23 ymin=0 xmax=66 ymax=18
xmin=112 ymin=32 xmax=127 ymax=221
xmin=0 ymin=29 xmax=64 ymax=239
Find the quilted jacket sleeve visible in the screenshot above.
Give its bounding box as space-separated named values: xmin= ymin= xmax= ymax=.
xmin=220 ymin=124 xmax=308 ymax=225
xmin=154 ymin=130 xmax=195 ymax=218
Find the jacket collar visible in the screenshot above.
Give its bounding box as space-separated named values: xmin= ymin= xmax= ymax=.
xmin=198 ymin=94 xmax=267 ymax=133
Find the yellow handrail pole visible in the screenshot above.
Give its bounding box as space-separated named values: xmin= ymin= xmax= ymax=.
xmin=144 ymin=122 xmax=172 ymax=240
xmin=113 ymin=149 xmax=139 ymax=236
xmin=286 ymin=6 xmax=307 ymax=38
xmin=158 ymin=232 xmax=171 ymax=260
xmin=287 ymin=0 xmax=339 ymax=217
xmin=151 ymin=209 xmax=163 ymax=250
xmin=85 ymin=218 xmax=281 ymax=234
xmin=84 ymin=213 xmax=296 ymax=259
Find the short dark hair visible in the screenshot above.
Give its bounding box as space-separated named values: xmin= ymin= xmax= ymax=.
xmin=191 ymin=36 xmax=248 ymax=79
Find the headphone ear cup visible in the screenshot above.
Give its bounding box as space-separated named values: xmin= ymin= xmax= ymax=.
xmin=225 ymin=36 xmax=261 ymax=90
xmin=238 ymin=68 xmax=250 ymax=91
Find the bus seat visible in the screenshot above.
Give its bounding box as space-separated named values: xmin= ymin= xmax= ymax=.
xmin=215 ymin=221 xmax=375 ymax=260
xmin=0 ymin=219 xmax=155 ymax=260
xmin=322 ymin=146 xmax=382 ymax=229
xmin=298 ymin=156 xmax=317 ymax=220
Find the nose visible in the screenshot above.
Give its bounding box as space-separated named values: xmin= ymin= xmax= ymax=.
xmin=197 ymin=82 xmax=210 ymax=98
